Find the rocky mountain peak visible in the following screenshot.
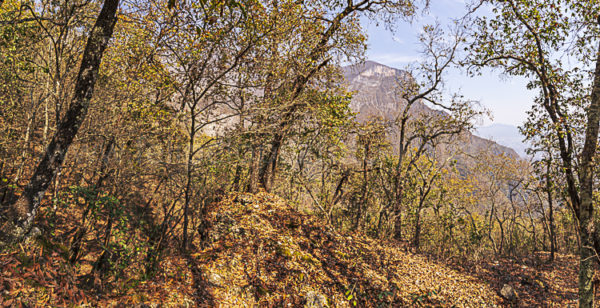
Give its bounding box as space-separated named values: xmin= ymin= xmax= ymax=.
xmin=342 ymin=60 xmax=520 ymax=159
xmin=355 ymin=61 xmax=400 ymax=77
xmin=342 ymin=61 xmax=412 ymax=119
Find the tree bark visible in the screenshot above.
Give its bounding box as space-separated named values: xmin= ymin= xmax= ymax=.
xmin=577 ymin=34 xmax=600 ymax=308
xmin=258 ymin=132 xmax=281 ymax=192
xmin=546 ymin=159 xmax=556 ymax=262
xmin=413 ymin=205 xmax=423 ymax=251
xmin=1 ymin=0 xmax=120 ymax=244
xmin=356 ymin=137 xmax=370 ymax=230
xmin=247 ymin=147 xmax=261 ymax=193
xmin=182 ymin=110 xmax=195 ymax=251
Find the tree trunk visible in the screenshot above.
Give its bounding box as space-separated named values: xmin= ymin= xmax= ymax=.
xmin=247 ymin=147 xmax=261 ymax=193
xmin=258 ymin=132 xmax=282 ymax=192
xmin=546 ymin=160 xmax=556 ymax=262
xmin=394 ymin=211 xmax=403 ymax=241
xmin=182 ymin=112 xmax=196 ymax=251
xmin=577 ymin=33 xmax=600 ymax=308
xmin=69 ymin=137 xmax=114 ymax=264
xmin=1 ymin=0 xmax=120 ymax=244
xmin=14 ymin=108 xmax=37 ymax=184
xmin=232 ymin=163 xmax=242 ymax=192
xmin=413 ymin=206 xmax=422 ymax=252
xmin=356 ymin=140 xmax=370 ymax=230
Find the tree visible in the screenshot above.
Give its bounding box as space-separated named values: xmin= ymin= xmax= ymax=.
xmin=468 ymin=1 xmax=600 ymax=305
xmin=1 ymin=0 xmax=120 ymax=244
xmin=253 ymin=0 xmax=420 ymax=192
xmin=147 ymin=0 xmax=268 ymax=250
xmin=386 ymin=23 xmax=484 ymax=242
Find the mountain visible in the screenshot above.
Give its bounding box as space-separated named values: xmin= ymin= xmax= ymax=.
xmin=341 ymin=61 xmax=432 ymax=122
xmin=475 ymin=123 xmax=529 ymax=158
xmin=342 ymin=61 xmax=519 ymax=158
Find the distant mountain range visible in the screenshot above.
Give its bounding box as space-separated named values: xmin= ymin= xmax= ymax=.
xmin=474 ymin=124 xmax=530 ymax=158
xmin=342 ymin=61 xmax=520 ymax=159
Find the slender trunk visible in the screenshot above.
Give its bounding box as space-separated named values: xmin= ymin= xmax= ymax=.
xmin=579 ymin=212 xmax=595 ymax=308
xmin=94 ymin=215 xmax=113 ymax=273
xmin=394 ymin=211 xmax=403 ymax=241
xmin=497 ymin=217 xmax=505 ymax=256
xmin=393 ymin=156 xmax=406 ymax=240
xmin=69 ymin=137 xmax=114 ymax=263
xmin=1 ymin=0 xmax=120 ymax=244
xmin=356 ymin=141 xmax=370 ymax=230
xmin=488 ymin=204 xmax=498 ymax=255
xmin=331 ymin=169 xmax=348 ymax=205
xmin=393 ymin=194 xmax=404 ymax=241
xmin=43 ymin=95 xmax=49 ymax=144
xmin=258 ymin=132 xmax=282 ymax=192
xmin=377 ymin=207 xmax=387 ymax=238
xmin=413 ymin=205 xmax=423 ymax=252
xmin=232 ymin=163 xmax=242 ymax=192
xmin=393 ymin=104 xmax=411 ymax=241
xmin=232 ymin=100 xmax=245 ymax=192
xmin=546 ymin=160 xmax=556 ymax=262
xmin=247 ymin=147 xmax=261 ymax=193
xmin=183 ymin=113 xmax=195 ymax=251
xmin=14 ymin=109 xmax=37 ymax=184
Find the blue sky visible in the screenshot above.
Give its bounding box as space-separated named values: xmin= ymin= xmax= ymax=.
xmin=363 ymin=0 xmax=536 ymax=127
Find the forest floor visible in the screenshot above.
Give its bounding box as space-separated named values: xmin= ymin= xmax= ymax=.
xmin=0 ymin=192 xmax=591 ymax=307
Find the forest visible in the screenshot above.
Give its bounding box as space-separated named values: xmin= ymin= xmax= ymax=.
xmin=0 ymin=0 xmax=599 ymax=306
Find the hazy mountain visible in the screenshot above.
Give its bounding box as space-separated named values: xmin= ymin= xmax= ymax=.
xmin=475 ymin=124 xmax=529 ymax=158
xmin=342 ymin=61 xmax=519 ymax=158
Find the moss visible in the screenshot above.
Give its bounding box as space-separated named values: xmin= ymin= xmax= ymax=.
xmin=36 ymin=236 xmax=69 ymax=259
xmin=276 ymin=245 xmax=293 ymax=258
xmin=298 ymin=252 xmax=320 ymax=266
xmin=335 ymin=250 xmax=349 ymax=259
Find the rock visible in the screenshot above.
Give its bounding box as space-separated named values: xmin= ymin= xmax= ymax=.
xmin=235 ymin=194 xmax=254 ymax=205
xmin=500 ymin=284 xmax=518 ymax=302
xmin=304 ymin=291 xmax=327 ymax=308
xmin=209 ymin=213 xmax=237 ymax=242
xmin=206 ymin=272 xmax=222 ymax=285
xmin=28 ymin=226 xmax=42 ymax=238
xmin=23 ymin=226 xmax=42 ymax=244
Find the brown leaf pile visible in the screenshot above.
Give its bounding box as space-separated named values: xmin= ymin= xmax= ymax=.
xmin=453 ymin=252 xmax=586 ymax=307
xmin=0 ymin=240 xmax=198 ymax=307
xmin=194 ymin=192 xmax=501 ymax=307
xmin=0 ymin=246 xmax=87 ymax=307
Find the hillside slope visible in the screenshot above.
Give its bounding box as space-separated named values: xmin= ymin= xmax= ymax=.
xmin=195 ymin=192 xmax=500 ymax=307
xmin=0 ymin=192 xmax=586 ymax=306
